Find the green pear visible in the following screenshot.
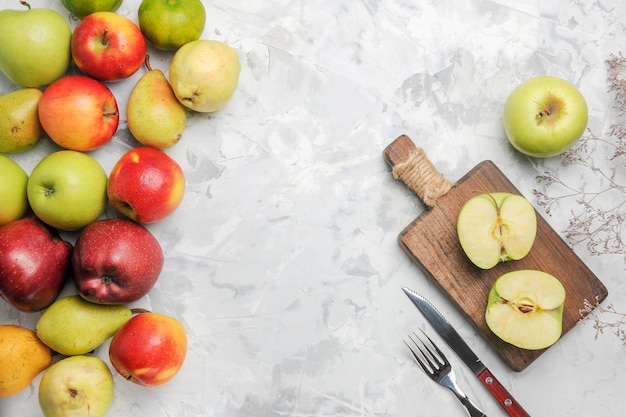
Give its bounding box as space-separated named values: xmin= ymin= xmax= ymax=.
xmin=0 ymin=3 xmax=71 ymax=88
xmin=0 ymin=88 xmax=43 ymax=153
xmin=127 ymin=56 xmax=187 ymax=149
xmin=38 ymin=355 xmax=113 ymax=417
xmin=36 ymin=295 xmax=132 ymax=356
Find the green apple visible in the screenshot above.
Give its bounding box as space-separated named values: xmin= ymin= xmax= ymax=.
xmin=0 ymin=156 xmax=29 ymax=226
xmin=27 ymin=151 xmax=108 ymax=231
xmin=457 ymin=192 xmax=537 ymax=269
xmin=169 ymin=39 xmax=241 ymax=112
xmin=503 ymin=76 xmax=588 ymax=158
xmin=0 ymin=3 xmax=71 ymax=88
xmin=38 ymin=355 xmax=114 ymax=417
xmin=485 ymin=270 xmax=566 ymax=350
xmin=138 ymin=0 xmax=206 ymax=50
xmin=60 ymin=0 xmax=123 ymax=19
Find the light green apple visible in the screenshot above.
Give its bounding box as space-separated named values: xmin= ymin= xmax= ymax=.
xmin=169 ymin=39 xmax=241 ymax=112
xmin=0 ymin=3 xmax=72 ymax=88
xmin=27 ymin=150 xmax=108 ymax=231
xmin=457 ymin=192 xmax=537 ymax=269
xmin=503 ymin=76 xmax=588 ymax=158
xmin=60 ymin=0 xmax=123 ymax=19
xmin=38 ymin=355 xmax=114 ymax=417
xmin=485 ymin=270 xmax=566 ymax=350
xmin=0 ymin=156 xmax=29 ymax=226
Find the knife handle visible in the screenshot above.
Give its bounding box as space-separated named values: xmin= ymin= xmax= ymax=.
xmin=477 ymin=368 xmax=531 ymax=417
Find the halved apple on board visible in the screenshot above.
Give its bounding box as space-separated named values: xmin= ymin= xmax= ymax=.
xmin=485 ymin=270 xmax=566 ymax=350
xmin=457 ymin=192 xmax=537 ymax=269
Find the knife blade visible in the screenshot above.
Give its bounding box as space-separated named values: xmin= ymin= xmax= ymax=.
xmin=402 ymin=286 xmax=531 ymax=417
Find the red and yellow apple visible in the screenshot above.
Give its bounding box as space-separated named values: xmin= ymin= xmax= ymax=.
xmin=71 ymin=11 xmax=147 ymax=81
xmin=38 ymin=75 xmax=119 ymax=151
xmin=107 ymin=147 xmax=185 ymax=223
xmin=72 ymin=218 xmax=164 ymax=304
xmin=0 ymin=218 xmax=72 ymax=312
xmin=109 ymin=312 xmax=187 ymax=386
xmin=503 ymin=76 xmax=588 ymax=158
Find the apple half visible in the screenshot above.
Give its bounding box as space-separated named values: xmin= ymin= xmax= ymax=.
xmin=457 ymin=192 xmax=537 ymax=269
xmin=485 ymin=270 xmax=566 ymax=350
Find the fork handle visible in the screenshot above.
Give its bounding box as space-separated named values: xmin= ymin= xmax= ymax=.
xmin=477 ymin=368 xmax=531 ymax=417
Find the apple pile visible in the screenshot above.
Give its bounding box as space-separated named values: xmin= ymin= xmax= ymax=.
xmin=0 ymin=0 xmax=240 ymax=415
xmin=456 ymin=192 xmax=567 ymax=350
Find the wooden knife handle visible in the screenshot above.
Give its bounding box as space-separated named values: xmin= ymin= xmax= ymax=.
xmin=477 ymin=368 xmax=531 ymax=417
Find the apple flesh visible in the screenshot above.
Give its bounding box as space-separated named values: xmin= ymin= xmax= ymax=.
xmin=109 ymin=312 xmax=187 ymax=386
xmin=485 ymin=270 xmax=566 ymax=350
xmin=457 ymin=192 xmax=537 ymax=269
xmin=503 ymin=76 xmax=588 ymax=158
xmin=71 ymin=11 xmax=147 ymax=81
xmin=107 ymin=147 xmax=185 ymax=223
xmin=0 ymin=218 xmax=72 ymax=312
xmin=38 ymin=75 xmax=119 ymax=152
xmin=72 ymin=218 xmax=164 ymax=304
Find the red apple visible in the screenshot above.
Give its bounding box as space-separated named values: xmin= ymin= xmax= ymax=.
xmin=38 ymin=75 xmax=119 ymax=151
xmin=107 ymin=147 xmax=185 ymax=223
xmin=71 ymin=11 xmax=147 ymax=81
xmin=0 ymin=218 xmax=72 ymax=312
xmin=109 ymin=312 xmax=187 ymax=386
xmin=72 ymin=218 xmax=164 ymax=305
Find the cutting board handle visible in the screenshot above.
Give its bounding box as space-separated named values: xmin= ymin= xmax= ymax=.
xmin=384 ymin=135 xmax=452 ymax=207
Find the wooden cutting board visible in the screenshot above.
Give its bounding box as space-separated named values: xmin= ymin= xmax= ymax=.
xmin=385 ymin=134 xmax=608 ymax=372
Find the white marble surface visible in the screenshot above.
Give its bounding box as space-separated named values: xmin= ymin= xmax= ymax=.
xmin=2 ymin=0 xmax=626 ymax=415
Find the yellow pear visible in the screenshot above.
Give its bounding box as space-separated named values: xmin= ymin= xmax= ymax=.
xmin=0 ymin=324 xmax=52 ymax=397
xmin=127 ymin=56 xmax=187 ymax=149
xmin=0 ymin=88 xmax=43 ymax=153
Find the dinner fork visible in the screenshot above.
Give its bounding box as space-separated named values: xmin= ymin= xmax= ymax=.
xmin=405 ymin=330 xmax=486 ymax=417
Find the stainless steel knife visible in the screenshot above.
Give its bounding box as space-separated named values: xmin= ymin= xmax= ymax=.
xmin=402 ymin=286 xmax=531 ymax=417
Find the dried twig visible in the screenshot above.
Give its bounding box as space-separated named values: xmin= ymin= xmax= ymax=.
xmin=533 ymin=53 xmax=626 ymax=341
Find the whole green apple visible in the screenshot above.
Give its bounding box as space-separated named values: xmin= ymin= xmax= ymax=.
xmin=503 ymin=76 xmax=588 ymax=158
xmin=60 ymin=0 xmax=123 ymax=19
xmin=0 ymin=156 xmax=29 ymax=226
xmin=38 ymin=355 xmax=114 ymax=417
xmin=0 ymin=3 xmax=71 ymax=88
xmin=138 ymin=0 xmax=206 ymax=50
xmin=27 ymin=151 xmax=108 ymax=231
xmin=169 ymin=39 xmax=241 ymax=112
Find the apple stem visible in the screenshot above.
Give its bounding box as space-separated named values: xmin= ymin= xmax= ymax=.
xmin=101 ymin=29 xmax=110 ymax=47
xmin=130 ymin=307 xmax=151 ymax=315
xmin=19 ymin=0 xmax=31 ymax=9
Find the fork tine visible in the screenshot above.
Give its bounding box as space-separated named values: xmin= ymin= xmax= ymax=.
xmin=416 ymin=329 xmax=448 ymax=366
xmin=405 ymin=331 xmax=439 ymax=374
xmin=403 ymin=337 xmax=432 ymax=375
